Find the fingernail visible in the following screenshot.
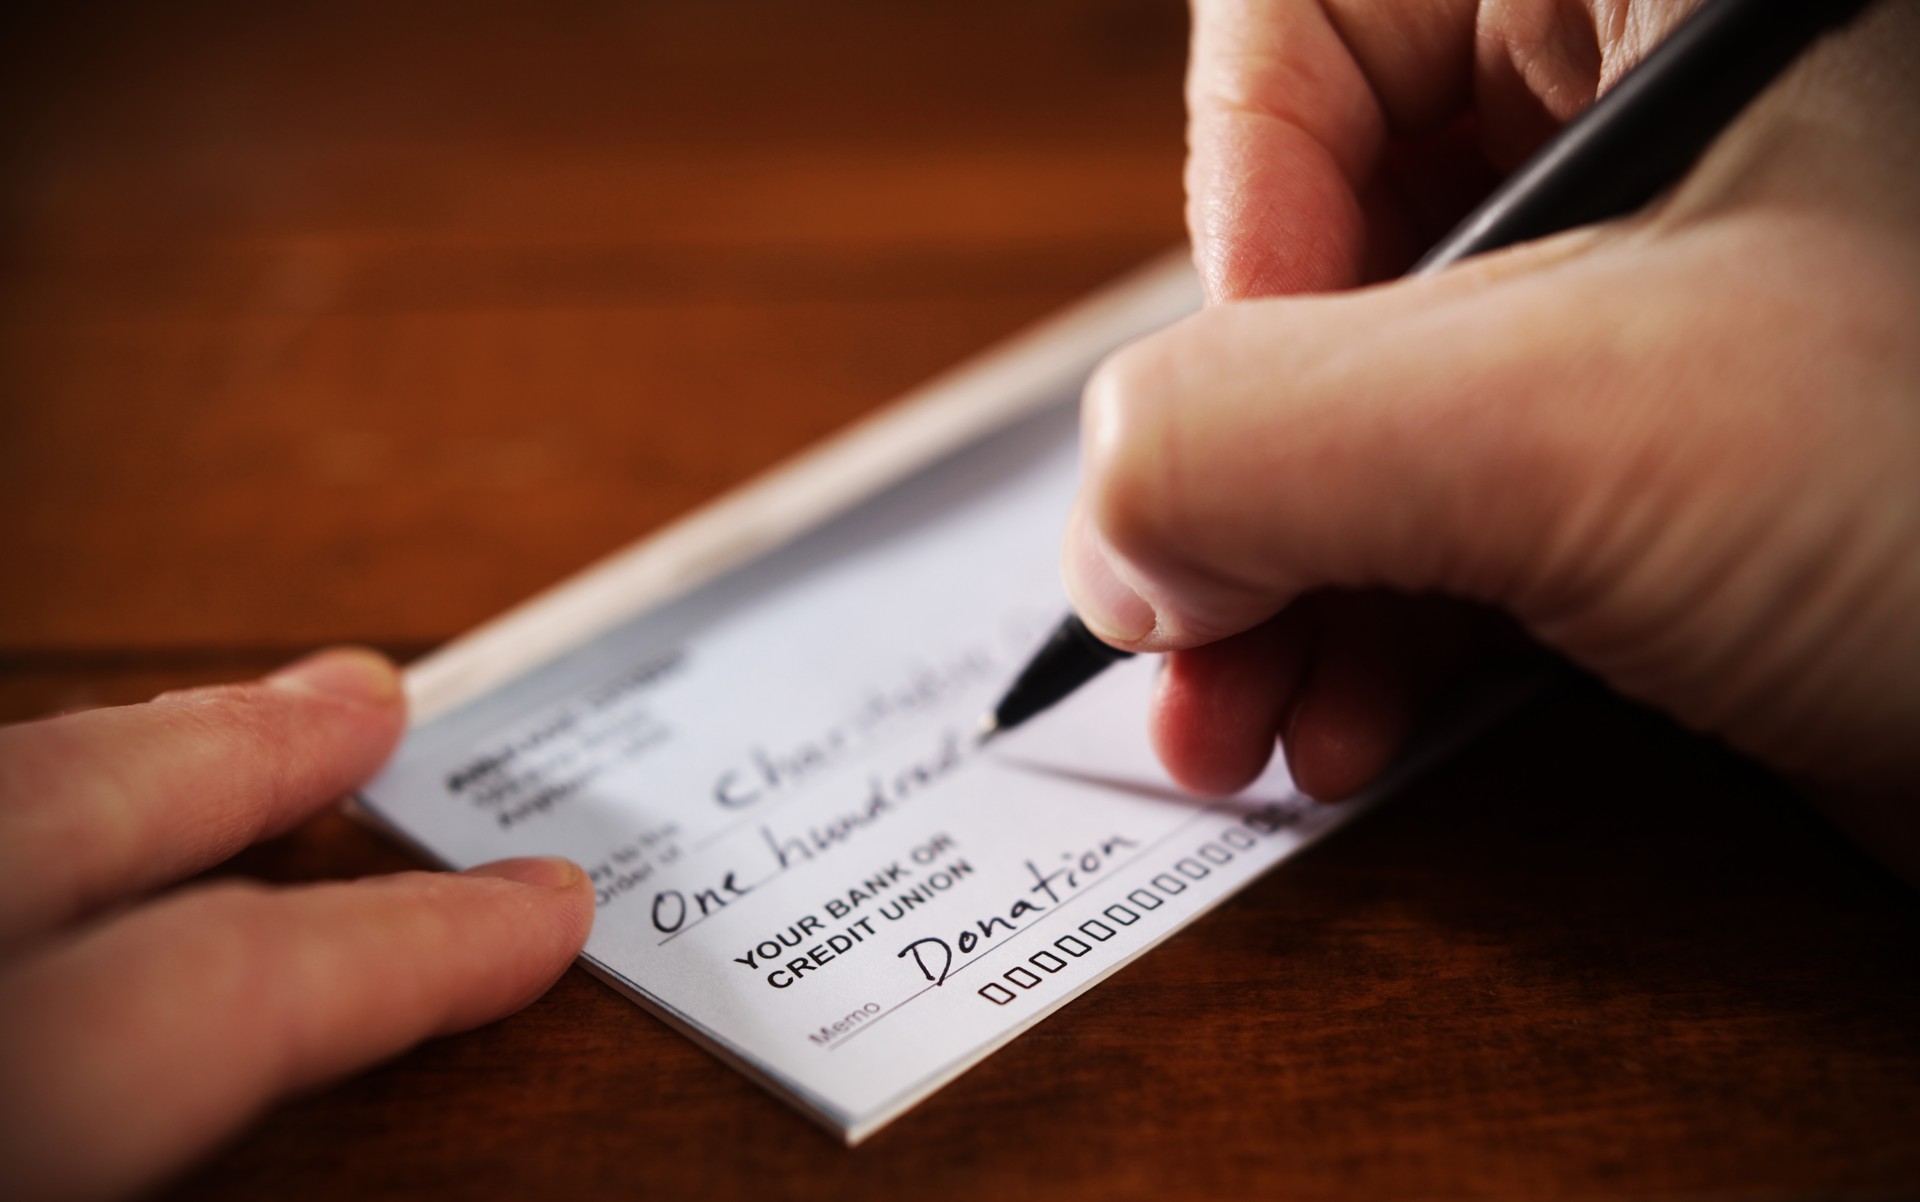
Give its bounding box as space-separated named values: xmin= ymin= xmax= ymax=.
xmin=267 ymin=646 xmax=402 ymax=704
xmin=1064 ymin=510 xmax=1157 ymax=643
xmin=468 ymin=856 xmax=584 ymax=891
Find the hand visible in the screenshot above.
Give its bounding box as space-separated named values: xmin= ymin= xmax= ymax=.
xmin=1063 ymin=1 xmax=1920 ymax=871
xmin=0 ymin=649 xmax=594 ymax=1201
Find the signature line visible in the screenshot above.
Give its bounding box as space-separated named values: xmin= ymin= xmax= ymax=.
xmin=821 ymin=983 xmax=939 ymax=1052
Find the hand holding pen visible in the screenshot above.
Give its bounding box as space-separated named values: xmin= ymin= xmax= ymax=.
xmin=988 ymin=0 xmax=1920 ymax=880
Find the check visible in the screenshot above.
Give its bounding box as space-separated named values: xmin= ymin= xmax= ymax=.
xmin=357 ymin=257 xmax=1476 ymax=1141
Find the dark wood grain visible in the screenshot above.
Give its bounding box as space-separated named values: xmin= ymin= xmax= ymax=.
xmin=4 ymin=3 xmax=1917 ymax=1199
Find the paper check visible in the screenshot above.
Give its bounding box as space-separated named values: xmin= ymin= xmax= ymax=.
xmin=357 ymin=256 xmax=1509 ymax=1142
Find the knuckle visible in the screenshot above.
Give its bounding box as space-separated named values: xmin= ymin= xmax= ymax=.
xmin=157 ymin=879 xmax=282 ymax=991
xmin=156 ymin=683 xmax=313 ymax=810
xmin=1080 ymin=331 xmax=1185 ymax=561
xmin=156 ymin=684 xmax=286 ymax=755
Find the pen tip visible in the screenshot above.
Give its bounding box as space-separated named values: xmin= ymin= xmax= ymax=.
xmin=974 ymin=713 xmax=1001 ymax=747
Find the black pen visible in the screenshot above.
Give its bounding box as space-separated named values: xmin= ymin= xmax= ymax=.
xmin=978 ymin=0 xmax=1878 ymax=745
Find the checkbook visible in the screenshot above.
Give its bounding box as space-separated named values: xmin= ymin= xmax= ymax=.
xmin=357 ymin=253 xmax=1521 ymax=1143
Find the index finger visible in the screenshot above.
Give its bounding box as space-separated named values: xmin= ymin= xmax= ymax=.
xmin=0 ymin=648 xmax=407 ymax=947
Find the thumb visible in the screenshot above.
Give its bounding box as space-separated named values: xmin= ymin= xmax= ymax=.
xmin=1067 ymin=240 xmax=1620 ymax=656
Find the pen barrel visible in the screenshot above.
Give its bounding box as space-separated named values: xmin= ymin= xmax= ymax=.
xmin=991 ymin=614 xmax=1135 ymax=735
xmin=1414 ymin=0 xmax=1877 ymax=274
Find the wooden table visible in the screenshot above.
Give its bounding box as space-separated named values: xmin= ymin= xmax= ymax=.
xmin=5 ymin=2 xmax=1917 ymax=1197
